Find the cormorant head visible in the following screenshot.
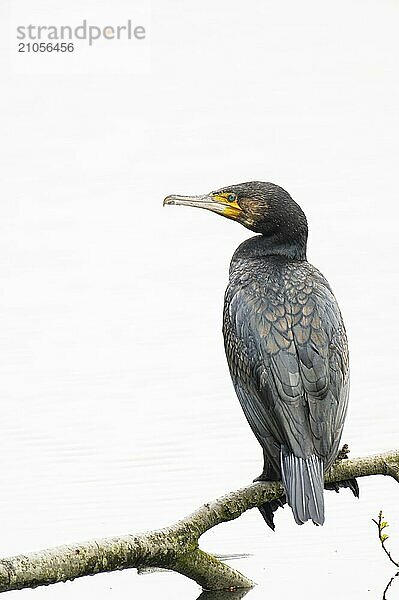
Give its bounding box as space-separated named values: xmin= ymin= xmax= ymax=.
xmin=164 ymin=181 xmax=308 ymax=256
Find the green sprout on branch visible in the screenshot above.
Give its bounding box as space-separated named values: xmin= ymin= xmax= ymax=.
xmin=372 ymin=511 xmax=399 ymax=599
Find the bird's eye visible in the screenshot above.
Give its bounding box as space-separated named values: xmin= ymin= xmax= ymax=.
xmin=227 ymin=194 xmax=237 ymax=203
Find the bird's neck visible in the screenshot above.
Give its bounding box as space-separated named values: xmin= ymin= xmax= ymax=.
xmin=249 ymin=200 xmax=309 ymax=260
xmin=233 ymin=234 xmax=308 ymax=263
xmin=259 ymin=232 xmax=307 ymax=260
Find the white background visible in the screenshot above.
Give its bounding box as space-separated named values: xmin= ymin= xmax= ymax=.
xmin=0 ymin=1 xmax=399 ymax=599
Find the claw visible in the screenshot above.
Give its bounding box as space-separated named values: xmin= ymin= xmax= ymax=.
xmin=325 ymin=478 xmax=359 ymax=498
xmin=337 ymin=443 xmax=350 ymax=461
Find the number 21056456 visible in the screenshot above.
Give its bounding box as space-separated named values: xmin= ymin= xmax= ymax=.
xmin=18 ymin=42 xmax=75 ymax=52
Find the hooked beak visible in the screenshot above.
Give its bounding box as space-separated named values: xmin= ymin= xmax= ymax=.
xmin=163 ymin=193 xmax=242 ymax=220
xmin=163 ymin=194 xmax=223 ymax=213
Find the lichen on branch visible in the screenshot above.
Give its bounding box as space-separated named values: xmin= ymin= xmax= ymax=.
xmin=0 ymin=450 xmax=398 ymax=594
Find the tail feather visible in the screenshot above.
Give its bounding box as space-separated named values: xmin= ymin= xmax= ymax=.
xmin=280 ymin=449 xmax=325 ymax=525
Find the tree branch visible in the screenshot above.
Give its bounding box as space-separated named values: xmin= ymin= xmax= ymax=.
xmin=0 ymin=449 xmax=398 ymax=594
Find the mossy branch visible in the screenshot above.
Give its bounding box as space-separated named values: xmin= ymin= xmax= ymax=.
xmin=0 ymin=449 xmax=398 ymax=594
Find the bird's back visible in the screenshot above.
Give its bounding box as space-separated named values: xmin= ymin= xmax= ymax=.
xmin=223 ymin=236 xmax=349 ymax=524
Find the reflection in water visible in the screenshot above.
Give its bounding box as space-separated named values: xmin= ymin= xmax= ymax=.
xmin=213 ymin=554 xmax=252 ymax=561
xmin=137 ymin=555 xmax=252 ymax=576
xmin=137 ymin=567 xmax=169 ymax=575
xmin=197 ymin=588 xmax=251 ymax=600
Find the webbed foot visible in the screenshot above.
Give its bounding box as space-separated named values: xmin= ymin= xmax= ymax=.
xmin=253 ymin=472 xmax=275 ymax=483
xmin=258 ymin=496 xmax=287 ymax=530
xmin=254 ymin=453 xmax=284 ymax=529
xmin=325 ymin=443 xmax=359 ymax=498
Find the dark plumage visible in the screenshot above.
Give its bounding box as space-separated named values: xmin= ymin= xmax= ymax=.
xmin=164 ymin=181 xmax=357 ymax=527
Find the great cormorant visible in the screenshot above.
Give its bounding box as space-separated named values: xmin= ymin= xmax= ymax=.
xmin=164 ymin=181 xmax=357 ymax=527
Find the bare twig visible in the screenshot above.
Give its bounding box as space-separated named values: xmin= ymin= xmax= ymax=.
xmin=382 ymin=576 xmax=397 ymax=600
xmin=0 ymin=449 xmax=398 ymax=594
